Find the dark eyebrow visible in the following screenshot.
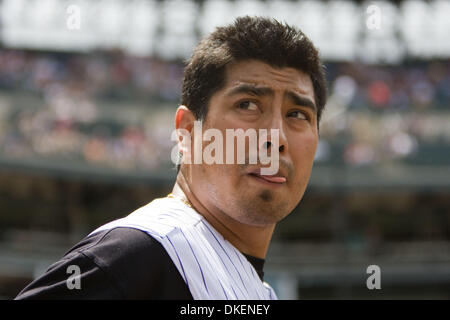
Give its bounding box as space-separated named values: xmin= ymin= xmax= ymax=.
xmin=285 ymin=91 xmax=317 ymax=114
xmin=227 ymin=83 xmax=316 ymax=113
xmin=226 ymin=84 xmax=274 ymax=97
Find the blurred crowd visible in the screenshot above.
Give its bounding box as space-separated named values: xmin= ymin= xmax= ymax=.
xmin=0 ymin=49 xmax=182 ymax=171
xmin=328 ymin=61 xmax=450 ymax=111
xmin=0 ymin=49 xmax=184 ymax=102
xmin=317 ymin=61 xmax=450 ymax=166
xmin=0 ymin=49 xmax=449 ymax=170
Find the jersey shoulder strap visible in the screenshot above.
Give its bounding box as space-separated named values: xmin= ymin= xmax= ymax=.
xmin=89 ymin=197 xmax=278 ymax=300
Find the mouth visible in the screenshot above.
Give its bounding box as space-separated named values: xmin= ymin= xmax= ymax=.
xmin=247 ymin=169 xmax=287 ymax=186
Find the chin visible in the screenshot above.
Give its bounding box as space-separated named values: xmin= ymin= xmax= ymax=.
xmin=233 ymin=199 xmax=291 ymax=226
xmin=243 ymin=212 xmax=286 ymax=227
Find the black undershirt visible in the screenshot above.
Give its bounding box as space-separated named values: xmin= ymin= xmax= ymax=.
xmin=15 ymin=227 xmax=266 ymax=300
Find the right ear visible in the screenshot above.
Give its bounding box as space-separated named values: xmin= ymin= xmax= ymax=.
xmin=175 ymin=105 xmax=195 ymax=132
xmin=175 ymin=105 xmax=195 ymax=164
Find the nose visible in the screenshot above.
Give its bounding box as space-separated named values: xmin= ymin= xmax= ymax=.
xmin=261 ymin=111 xmax=288 ymax=154
xmin=263 ymin=141 xmax=284 ymax=153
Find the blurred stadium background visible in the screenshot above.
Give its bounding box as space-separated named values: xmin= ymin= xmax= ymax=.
xmin=0 ymin=0 xmax=449 ymax=299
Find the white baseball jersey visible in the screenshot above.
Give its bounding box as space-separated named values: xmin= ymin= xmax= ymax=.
xmin=88 ymin=196 xmax=278 ymax=300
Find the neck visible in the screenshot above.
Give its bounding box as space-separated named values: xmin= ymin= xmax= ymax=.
xmin=172 ymin=171 xmax=275 ymax=259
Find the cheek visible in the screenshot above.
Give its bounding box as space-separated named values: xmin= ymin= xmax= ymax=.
xmin=200 ymin=162 xmax=240 ymax=189
xmin=198 ymin=165 xmax=243 ymax=208
xmin=291 ymin=134 xmax=318 ymax=176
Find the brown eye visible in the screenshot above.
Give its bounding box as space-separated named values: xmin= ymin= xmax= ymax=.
xmin=238 ymin=101 xmax=258 ymax=111
xmin=288 ymin=110 xmax=307 ymax=120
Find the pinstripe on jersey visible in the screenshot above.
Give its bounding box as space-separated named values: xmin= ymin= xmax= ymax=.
xmin=88 ymin=196 xmax=278 ymax=300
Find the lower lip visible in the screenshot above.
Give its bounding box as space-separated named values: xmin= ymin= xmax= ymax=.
xmin=247 ymin=174 xmax=286 ymax=187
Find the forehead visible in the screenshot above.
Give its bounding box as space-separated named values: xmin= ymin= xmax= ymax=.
xmin=222 ymin=59 xmax=314 ymax=98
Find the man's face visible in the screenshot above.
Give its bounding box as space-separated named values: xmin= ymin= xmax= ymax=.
xmin=187 ymin=59 xmax=318 ymax=227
